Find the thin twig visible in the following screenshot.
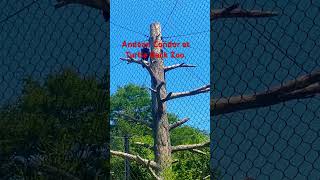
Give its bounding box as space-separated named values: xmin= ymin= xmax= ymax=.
xmin=164 ymin=63 xmax=196 ymax=72
xmin=163 ymin=85 xmax=210 ymax=102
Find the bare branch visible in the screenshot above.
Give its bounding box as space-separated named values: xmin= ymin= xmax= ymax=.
xmin=113 ymin=151 xmax=161 ymax=179
xmin=148 ymin=166 xmax=161 ymax=180
xmin=211 ymin=4 xmax=278 ymax=20
xmin=116 ymin=113 xmax=152 ymax=128
xmin=212 ymin=71 xmax=320 ymax=115
xmin=120 ymin=57 xmax=150 ymax=67
xmin=164 ymin=63 xmax=196 ymax=72
xmin=163 ymin=85 xmax=210 ymax=102
xmin=120 ymin=57 xmax=159 ymax=82
xmin=171 ymin=142 xmax=210 ymax=153
xmin=191 ymin=149 xmax=207 ymax=155
xmin=111 ymin=150 xmax=159 ymax=170
xmin=169 ymin=118 xmax=190 ymax=130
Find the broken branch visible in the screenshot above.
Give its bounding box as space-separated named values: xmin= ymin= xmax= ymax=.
xmin=163 ymin=85 xmax=210 ymax=101
xmin=164 ymin=63 xmax=196 ymax=72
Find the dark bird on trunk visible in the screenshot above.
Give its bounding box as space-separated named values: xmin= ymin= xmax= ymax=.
xmin=141 ymin=47 xmax=150 ymax=68
xmin=141 ymin=47 xmax=150 ymax=61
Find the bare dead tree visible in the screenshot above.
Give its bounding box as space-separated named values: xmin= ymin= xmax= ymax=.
xmin=52 ymin=2 xmax=298 ymax=179
xmin=114 ymin=22 xmax=210 ymax=179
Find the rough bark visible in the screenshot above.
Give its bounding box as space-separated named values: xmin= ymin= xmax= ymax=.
xmin=149 ymin=22 xmax=172 ymax=178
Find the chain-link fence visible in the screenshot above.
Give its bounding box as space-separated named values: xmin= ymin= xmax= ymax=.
xmin=0 ymin=0 xmax=108 ymax=179
xmin=211 ymin=0 xmax=320 ymax=179
xmin=110 ymin=1 xmax=210 ymax=179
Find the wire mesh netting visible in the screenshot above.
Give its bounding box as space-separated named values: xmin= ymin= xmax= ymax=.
xmin=0 ymin=0 xmax=108 ymax=179
xmin=110 ymin=1 xmax=210 ymax=179
xmin=110 ymin=1 xmax=210 ymax=130
xmin=211 ymin=0 xmax=320 ymax=179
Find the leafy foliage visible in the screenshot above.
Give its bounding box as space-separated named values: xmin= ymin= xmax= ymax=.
xmin=0 ymin=69 xmax=108 ymax=179
xmin=110 ymin=84 xmax=210 ymax=179
xmin=0 ymin=70 xmax=210 ymax=179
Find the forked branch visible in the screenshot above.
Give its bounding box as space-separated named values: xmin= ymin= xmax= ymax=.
xmin=212 ymin=71 xmax=320 ymax=115
xmin=163 ymin=85 xmax=210 ymax=102
xmin=211 ymin=3 xmax=278 ymax=20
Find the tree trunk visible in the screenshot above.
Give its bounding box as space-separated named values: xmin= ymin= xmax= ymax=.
xmin=149 ymin=22 xmax=172 ymax=178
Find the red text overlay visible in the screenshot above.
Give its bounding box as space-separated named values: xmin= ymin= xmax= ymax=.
xmin=122 ymin=40 xmax=190 ymax=59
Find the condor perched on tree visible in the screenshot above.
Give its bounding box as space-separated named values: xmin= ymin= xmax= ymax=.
xmin=141 ymin=47 xmax=150 ymax=61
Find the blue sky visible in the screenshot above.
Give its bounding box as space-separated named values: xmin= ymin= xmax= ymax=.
xmin=110 ymin=1 xmax=210 ymax=131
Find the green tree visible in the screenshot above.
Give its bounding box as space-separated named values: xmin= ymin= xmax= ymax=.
xmin=110 ymin=84 xmax=210 ymax=179
xmin=0 ymin=70 xmax=210 ymax=179
xmin=0 ymin=69 xmax=109 ymax=179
